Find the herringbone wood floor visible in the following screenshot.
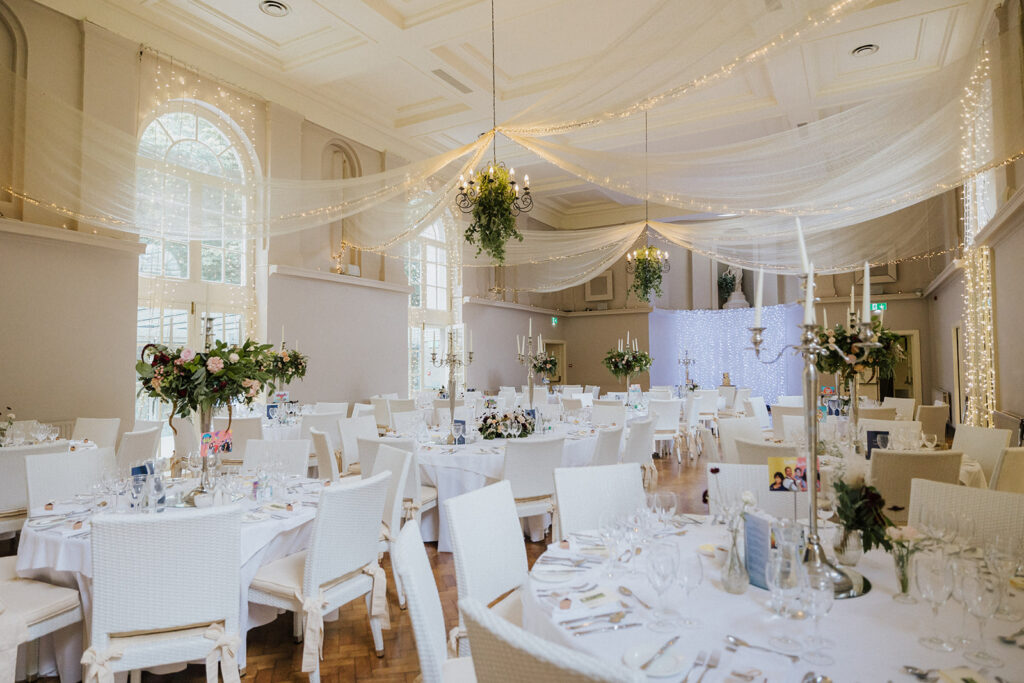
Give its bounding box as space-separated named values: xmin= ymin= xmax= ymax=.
xmin=15 ymin=455 xmax=706 ymax=682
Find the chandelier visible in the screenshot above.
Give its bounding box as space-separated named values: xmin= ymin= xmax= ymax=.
xmin=625 ymin=246 xmax=670 ymax=273
xmin=456 ymin=163 xmax=532 ymax=215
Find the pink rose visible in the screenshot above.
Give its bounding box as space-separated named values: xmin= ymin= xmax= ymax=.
xmin=206 ymin=356 xmax=225 ymax=373
xmin=180 ymin=348 xmax=196 ymax=362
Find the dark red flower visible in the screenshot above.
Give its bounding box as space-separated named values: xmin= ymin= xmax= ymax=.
xmin=710 ymin=467 xmax=721 ymax=475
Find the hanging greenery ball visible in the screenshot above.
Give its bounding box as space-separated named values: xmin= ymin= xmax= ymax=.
xmin=463 ymin=165 xmax=524 ymax=264
xmin=628 ymin=246 xmax=666 ymax=303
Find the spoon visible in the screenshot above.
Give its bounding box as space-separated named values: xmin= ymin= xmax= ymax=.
xmin=618 ymin=585 xmax=652 ymax=609
xmin=565 ymin=612 xmax=630 ymax=630
xmin=725 ymin=635 xmax=799 ymax=663
xmin=902 ymin=666 xmax=938 ymax=681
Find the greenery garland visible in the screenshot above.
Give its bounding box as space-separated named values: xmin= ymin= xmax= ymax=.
xmin=602 ymin=348 xmax=653 ymax=380
xmin=627 ymin=247 xmax=665 ymax=303
xmin=463 ymin=165 xmax=523 ymax=263
xmin=815 ymin=317 xmax=905 ymax=387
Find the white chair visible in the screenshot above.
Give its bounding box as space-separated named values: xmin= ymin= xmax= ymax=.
xmin=393 ymin=410 xmax=425 ymax=436
xmin=70 ymin=417 xmax=120 ymax=449
xmin=560 ymin=397 xmax=583 ymax=415
xmin=775 ymin=395 xmax=803 ymax=407
xmin=734 ymin=438 xmax=798 ymax=466
xmin=591 ymin=403 xmax=626 ymax=427
xmin=744 ymin=396 xmax=771 ymax=430
xmin=25 ymin=448 xmax=115 ymax=510
xmin=298 ymin=412 xmax=345 ymax=454
xmin=560 ymin=385 xmax=582 ymax=396
xmin=352 ymin=403 xmax=376 ymax=420
xmin=648 ymin=398 xmax=682 ymax=459
xmin=309 ymin=428 xmax=340 ymax=482
xmin=718 ymin=385 xmax=737 ymax=408
xmin=459 ymin=597 xmax=642 ymax=683
xmin=0 ymin=443 xmax=69 ymax=534
xmin=650 ymin=385 xmax=673 ymax=394
xmin=249 ymin=472 xmax=391 ymax=676
xmin=915 ymin=404 xmax=948 ymax=442
xmin=695 ymin=390 xmax=719 ymax=427
xmin=502 ymin=438 xmax=564 ymax=542
xmin=388 ymin=399 xmax=417 ymax=429
xmin=444 ymin=481 xmax=529 ymax=657
xmin=590 ymin=426 xmax=623 ymax=467
xmin=242 ymin=439 xmax=311 ymax=477
xmin=570 ymin=393 xmax=594 ymax=409
xmin=554 ymin=464 xmax=645 ymax=539
xmin=371 ymin=397 xmax=391 ymax=429
xmin=770 ymin=405 xmax=804 ymax=441
xmin=392 ymin=521 xmax=476 ymax=683
xmin=869 ymin=449 xmax=962 ymax=525
xmin=314 ymin=401 xmax=349 ymax=416
xmin=882 ymin=397 xmax=916 ymax=421
xmin=621 ymin=418 xmax=657 ymax=489
xmin=212 ymin=415 xmax=264 ymax=468
xmin=645 ymin=390 xmax=671 ymax=401
xmin=731 ymin=388 xmax=751 ymax=413
xmin=717 ymin=417 xmax=763 ymax=464
xmin=595 ymin=397 xmax=624 ymax=406
xmin=114 ymin=426 xmax=161 ymax=472
xmin=0 ymin=556 xmax=84 ymax=683
xmin=585 ymin=385 xmax=601 ymax=399
xmin=338 ymin=415 xmax=378 ymax=476
xmin=132 ymin=419 xmax=163 ymax=434
xmin=170 ymin=416 xmax=199 ymax=459
xmin=858 ymin=407 xmax=898 ymax=421
xmin=707 ymin=463 xmax=809 ymax=522
xmin=682 ymin=394 xmax=701 ymax=433
xmin=372 ymin=446 xmax=412 ymax=610
xmin=363 ymin=437 xmax=438 ymax=530
xmin=910 ymin=479 xmax=1024 ymax=544
xmin=697 ymin=426 xmax=719 ymax=462
xmin=952 ymin=425 xmax=1012 ymax=483
xmin=991 ymin=447 xmax=1024 ymax=493
xmin=88 ymin=506 xmax=242 ymax=683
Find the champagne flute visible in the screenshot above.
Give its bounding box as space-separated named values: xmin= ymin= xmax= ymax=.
xmin=645 ymin=543 xmax=680 ymax=632
xmin=915 ymin=551 xmax=955 ymax=651
xmin=961 ymin=572 xmax=1003 ymax=668
xmin=985 ymin=537 xmax=1022 ymax=622
xmin=677 ymin=552 xmax=703 ymax=628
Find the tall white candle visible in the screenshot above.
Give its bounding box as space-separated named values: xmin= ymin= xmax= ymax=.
xmin=633 ymin=338 xmax=638 ymax=351
xmin=538 ymin=334 xmax=543 ymax=351
xmin=803 ymin=265 xmax=816 ymax=325
xmin=529 ymin=318 xmax=532 ymax=338
xmin=795 ymin=217 xmax=810 ymax=274
xmin=823 ymin=308 xmax=829 ymax=330
xmin=281 ymin=325 xmax=285 ymax=345
xmin=626 ymin=331 xmax=630 ymax=347
xmin=619 ymin=339 xmax=623 ymax=352
xmin=862 ymin=261 xmax=871 ymax=323
xmin=753 ymin=268 xmax=764 ymax=327
xmin=469 ymin=330 xmax=473 ymax=352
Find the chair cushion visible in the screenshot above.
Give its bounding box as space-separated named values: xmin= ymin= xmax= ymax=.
xmin=0 ymin=557 xmax=80 ymax=627
xmin=490 ymin=587 xmax=523 ymax=627
xmin=250 ymin=551 xmax=305 ymax=601
xmin=420 ymin=485 xmax=438 ymax=504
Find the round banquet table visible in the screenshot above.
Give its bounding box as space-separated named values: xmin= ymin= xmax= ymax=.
xmin=262 ymin=421 xmax=301 ymax=441
xmin=15 ymin=481 xmax=324 ymax=682
xmin=522 ymin=519 xmax=1024 ymax=682
xmin=410 ymin=422 xmax=603 ymax=552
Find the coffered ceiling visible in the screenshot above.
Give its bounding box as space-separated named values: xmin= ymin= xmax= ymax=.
xmin=39 ymin=0 xmax=990 ymax=228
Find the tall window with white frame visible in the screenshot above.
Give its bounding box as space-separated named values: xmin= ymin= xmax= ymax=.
xmin=407 ymin=221 xmax=462 ymax=399
xmin=135 ymin=102 xmax=259 ymax=422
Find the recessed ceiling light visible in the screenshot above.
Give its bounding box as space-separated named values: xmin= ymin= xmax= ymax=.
xmin=259 ymin=0 xmax=290 ymax=17
xmin=851 ymin=43 xmax=879 ymax=57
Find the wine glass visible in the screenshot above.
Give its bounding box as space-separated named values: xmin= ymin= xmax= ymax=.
xmin=677 ymin=552 xmax=703 ymax=628
xmin=597 ymin=511 xmax=622 ymax=580
xmin=915 ymin=551 xmax=955 ymax=651
xmin=508 ymin=419 xmax=521 ymax=439
xmin=949 ymin=555 xmax=979 ymax=648
xmin=653 ymin=491 xmax=677 ymax=525
xmin=985 ymin=537 xmax=1022 ymax=622
xmin=765 ymin=550 xmax=784 ymax=615
xmin=187 ymin=450 xmax=202 ymax=480
xmin=961 ymin=572 xmax=1004 ymax=668
xmin=802 ymin=568 xmax=835 ymax=665
xmin=112 ymin=477 xmax=129 ymax=512
xmin=923 ymin=433 xmax=938 ymax=449
xmin=644 ymin=543 xmax=680 ymax=632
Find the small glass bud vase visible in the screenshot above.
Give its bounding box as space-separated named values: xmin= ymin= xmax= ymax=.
xmin=721 ymin=521 xmax=749 ymax=595
xmin=892 ymin=546 xmax=917 ymax=604
xmin=833 ymin=527 xmax=864 ymax=566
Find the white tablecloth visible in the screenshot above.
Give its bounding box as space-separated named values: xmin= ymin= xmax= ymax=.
xmin=15 ymin=486 xmax=319 ymax=681
xmin=523 ymin=520 xmax=1024 ymax=682
xmin=414 ymin=423 xmax=600 ymax=552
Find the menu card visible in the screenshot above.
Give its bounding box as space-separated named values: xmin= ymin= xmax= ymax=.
xmin=453 ymin=420 xmax=466 ymax=445
xmin=744 ymin=510 xmax=772 ymax=590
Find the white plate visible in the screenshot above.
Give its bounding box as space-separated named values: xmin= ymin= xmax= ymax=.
xmin=622 ymin=643 xmax=687 ymax=678
xmin=530 ymin=568 xmax=581 ymax=583
xmin=27 ymin=516 xmax=66 ymax=529
xmin=242 ymin=511 xmax=269 ymax=523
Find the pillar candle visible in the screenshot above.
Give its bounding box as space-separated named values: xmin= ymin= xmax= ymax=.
xmin=795 ymin=217 xmax=810 ymax=273
xmin=803 ymin=264 xmax=816 ymax=325
xmin=753 ymin=268 xmax=764 ymax=327
xmin=862 ymin=261 xmax=871 ymax=323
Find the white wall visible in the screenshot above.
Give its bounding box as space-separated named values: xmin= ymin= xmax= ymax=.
xmin=0 ymin=221 xmax=142 ymax=432
xmin=462 ymin=300 xmax=558 ymax=393
xmin=990 ymin=205 xmax=1024 ymax=415
xmin=266 ymin=267 xmax=410 ymax=403
xmin=927 ymin=270 xmax=964 ymax=416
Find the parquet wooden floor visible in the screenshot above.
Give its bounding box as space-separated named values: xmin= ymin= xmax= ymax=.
xmin=20 ymin=455 xmax=707 ymax=682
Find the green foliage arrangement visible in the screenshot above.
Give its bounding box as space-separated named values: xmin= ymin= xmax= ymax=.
xmin=833 ymin=477 xmax=893 ymax=552
xmin=628 ymin=247 xmax=665 ymax=303
xmin=815 ymin=317 xmax=905 ymax=387
xmin=717 ymin=271 xmax=736 ymax=302
xmin=463 ymin=165 xmax=523 ymax=263
xmin=602 ymin=348 xmax=654 ymax=380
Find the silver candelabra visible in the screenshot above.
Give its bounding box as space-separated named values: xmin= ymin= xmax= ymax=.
xmin=747 ymin=275 xmax=869 ymax=599
xmin=678 ymin=350 xmax=696 ymax=387
xmin=431 ymin=330 xmax=473 ymax=443
xmin=517 ymin=334 xmax=548 ymax=410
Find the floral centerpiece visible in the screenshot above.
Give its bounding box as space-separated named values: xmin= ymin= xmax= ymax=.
xmin=832 ymin=466 xmax=893 ymax=565
xmin=262 ymin=347 xmax=309 ymax=394
xmin=887 ymin=525 xmax=922 ymax=603
xmin=0 ymin=406 xmax=14 ymax=445
xmin=815 ymin=317 xmax=905 ymax=388
xmin=531 ymin=355 xmax=557 ymax=378
xmin=477 ymin=410 xmax=535 ymax=440
xmin=462 ymin=165 xmax=524 ymax=263
xmin=602 ymin=348 xmax=653 ymax=382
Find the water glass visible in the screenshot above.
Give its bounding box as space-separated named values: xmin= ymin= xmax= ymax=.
xmin=677 ymin=552 xmax=703 ymax=628
xmin=961 ymin=572 xmax=1003 ymax=668
xmin=645 ymin=543 xmax=680 ymax=633
xmin=803 ymin=568 xmax=835 ymax=665
xmin=923 ymin=433 xmax=938 ymax=449
xmin=129 ymin=474 xmax=147 ymax=512
xmin=653 ymin=491 xmax=677 ymax=525
xmin=915 ymin=551 xmax=954 ymax=651
xmin=148 ymin=475 xmax=166 ymax=513
xmin=508 ymin=419 xmax=521 ymax=438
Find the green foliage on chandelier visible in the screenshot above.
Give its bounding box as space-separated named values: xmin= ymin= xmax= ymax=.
xmin=814 ymin=317 xmax=905 ymax=387
xmin=627 ymin=247 xmax=665 ymax=303
xmin=602 ymin=348 xmax=653 ymax=380
xmin=717 ymin=271 xmax=736 ymax=301
xmin=463 ymin=165 xmax=523 ymax=264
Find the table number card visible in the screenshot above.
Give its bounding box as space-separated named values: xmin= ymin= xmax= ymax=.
xmin=744 ymin=511 xmax=772 ymax=590
xmin=524 ymin=409 xmax=536 ymax=423
xmin=453 ymin=420 xmax=466 ymax=445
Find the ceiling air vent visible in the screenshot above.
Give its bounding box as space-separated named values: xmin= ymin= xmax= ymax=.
xmin=432 ymin=69 xmax=473 ymax=94
xmin=851 ymin=44 xmax=879 ymax=57
xmin=259 ymin=0 xmax=290 ymax=18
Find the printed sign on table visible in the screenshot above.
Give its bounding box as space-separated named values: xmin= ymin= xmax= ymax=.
xmin=767 ymin=455 xmax=809 ymax=493
xmin=201 ymin=429 xmax=233 ymax=458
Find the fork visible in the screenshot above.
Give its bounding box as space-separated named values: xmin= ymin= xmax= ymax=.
xmin=696 ymin=649 xmax=720 ymax=683
xmin=681 ymin=651 xmax=707 ymax=683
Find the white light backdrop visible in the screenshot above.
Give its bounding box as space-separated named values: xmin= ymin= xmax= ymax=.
xmin=648 ymin=304 xmax=802 ymax=405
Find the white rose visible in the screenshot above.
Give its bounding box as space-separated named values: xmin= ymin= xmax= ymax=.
xmin=741 ymin=490 xmax=756 ymax=507
xmin=228 ymin=353 xmax=240 ymax=363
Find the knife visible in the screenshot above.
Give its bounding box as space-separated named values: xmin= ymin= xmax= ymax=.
xmin=641 ymin=635 xmax=680 ymax=670
xmin=572 ymin=622 xmax=641 ymax=636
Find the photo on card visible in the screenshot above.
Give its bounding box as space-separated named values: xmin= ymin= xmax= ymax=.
xmin=201 ymin=429 xmax=233 ymax=457
xmin=767 ymin=455 xmax=808 ymax=492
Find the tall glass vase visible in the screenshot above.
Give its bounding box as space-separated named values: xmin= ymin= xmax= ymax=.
xmin=183 ymin=406 xmax=214 ymax=506
xmin=721 ymin=521 xmax=749 ymax=594
xmin=848 ymin=377 xmax=862 ymax=455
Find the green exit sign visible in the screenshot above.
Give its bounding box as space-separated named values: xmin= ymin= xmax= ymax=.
xmin=551 ymin=316 xmax=559 ymax=326
xmin=871 ymin=302 xmax=887 ymax=312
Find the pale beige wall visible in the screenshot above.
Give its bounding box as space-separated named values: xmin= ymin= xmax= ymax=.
xmin=0 ymin=224 xmax=141 ymax=432
xmin=927 ymin=272 xmax=964 ymax=416
xmin=561 ymin=311 xmax=651 ymax=394
xmin=462 ymin=302 xmax=558 ymax=393
xmin=991 ymin=210 xmax=1024 ymax=416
